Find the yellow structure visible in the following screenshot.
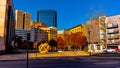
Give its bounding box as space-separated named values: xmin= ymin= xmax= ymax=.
xmin=40 ymin=27 xmax=57 ymax=41
xmin=68 ymin=24 xmax=87 ymax=36
xmin=38 ymin=43 xmax=50 ymax=53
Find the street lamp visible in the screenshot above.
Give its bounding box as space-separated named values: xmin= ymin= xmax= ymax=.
xmin=27 ymin=43 xmax=29 ymax=68
xmin=23 ymin=42 xmax=29 ymax=68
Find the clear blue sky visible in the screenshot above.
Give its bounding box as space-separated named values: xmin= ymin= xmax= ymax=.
xmin=13 ymin=0 xmax=120 ymax=30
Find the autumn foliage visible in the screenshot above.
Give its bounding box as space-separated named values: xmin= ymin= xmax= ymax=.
xmin=66 ymin=32 xmax=87 ymax=50
xmin=57 ymin=37 xmax=65 ymax=48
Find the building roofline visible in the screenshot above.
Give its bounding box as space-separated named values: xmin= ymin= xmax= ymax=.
xmin=68 ymin=24 xmax=85 ymax=30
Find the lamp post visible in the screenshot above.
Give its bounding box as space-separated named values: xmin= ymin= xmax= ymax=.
xmin=23 ymin=42 xmax=29 ymax=68
xmin=27 ymin=43 xmax=29 ymax=68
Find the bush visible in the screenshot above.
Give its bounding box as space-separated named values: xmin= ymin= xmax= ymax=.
xmin=83 ymin=45 xmax=88 ymax=52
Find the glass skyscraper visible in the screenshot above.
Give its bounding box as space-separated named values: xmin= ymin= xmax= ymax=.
xmin=37 ymin=10 xmax=57 ymax=27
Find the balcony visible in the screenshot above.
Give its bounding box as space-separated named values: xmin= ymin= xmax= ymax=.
xmin=107 ymin=42 xmax=120 ymax=45
xmin=107 ymin=40 xmax=120 ymax=45
xmin=107 ymin=24 xmax=118 ymax=29
xmin=107 ymin=30 xmax=119 ymax=34
xmin=107 ymin=36 xmax=119 ymax=40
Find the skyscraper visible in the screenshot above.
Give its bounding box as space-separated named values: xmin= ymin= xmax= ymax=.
xmin=37 ymin=9 xmax=57 ymax=27
xmin=15 ymin=10 xmax=31 ymax=30
xmin=15 ymin=10 xmax=31 ymax=41
xmin=15 ymin=10 xmax=23 ymax=29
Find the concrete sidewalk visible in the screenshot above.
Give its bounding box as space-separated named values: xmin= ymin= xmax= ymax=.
xmin=0 ymin=51 xmax=89 ymax=61
xmin=29 ymin=51 xmax=89 ymax=59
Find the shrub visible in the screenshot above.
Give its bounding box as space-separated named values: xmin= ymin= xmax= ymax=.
xmin=83 ymin=45 xmax=88 ymax=52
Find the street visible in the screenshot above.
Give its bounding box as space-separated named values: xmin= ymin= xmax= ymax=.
xmin=0 ymin=56 xmax=120 ymax=68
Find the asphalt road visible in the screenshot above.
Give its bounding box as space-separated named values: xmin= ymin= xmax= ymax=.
xmin=0 ymin=57 xmax=120 ymax=68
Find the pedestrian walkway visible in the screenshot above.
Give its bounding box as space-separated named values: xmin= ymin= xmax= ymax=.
xmin=0 ymin=51 xmax=89 ymax=61
xmin=29 ymin=51 xmax=89 ymax=59
xmin=0 ymin=54 xmax=27 ymax=61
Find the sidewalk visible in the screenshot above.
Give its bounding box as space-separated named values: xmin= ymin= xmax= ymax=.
xmin=0 ymin=53 xmax=27 ymax=61
xmin=0 ymin=51 xmax=89 ymax=61
xmin=29 ymin=51 xmax=89 ymax=59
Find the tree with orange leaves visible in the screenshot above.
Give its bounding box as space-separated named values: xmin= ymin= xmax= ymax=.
xmin=57 ymin=37 xmax=65 ymax=50
xmin=70 ymin=32 xmax=87 ymax=50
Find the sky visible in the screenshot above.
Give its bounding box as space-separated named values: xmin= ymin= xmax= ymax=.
xmin=13 ymin=0 xmax=120 ymax=30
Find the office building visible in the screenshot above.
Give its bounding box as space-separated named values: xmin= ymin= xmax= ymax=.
xmin=15 ymin=29 xmax=30 ymax=41
xmin=0 ymin=0 xmax=15 ymax=52
xmin=30 ymin=27 xmax=48 ymax=42
xmin=15 ymin=10 xmax=31 ymax=41
xmin=68 ymin=24 xmax=87 ymax=36
xmin=40 ymin=27 xmax=57 ymax=41
xmin=37 ymin=9 xmax=57 ymax=27
xmin=15 ymin=10 xmax=31 ymax=30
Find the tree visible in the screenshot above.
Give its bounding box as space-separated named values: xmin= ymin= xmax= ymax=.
xmin=72 ymin=32 xmax=87 ymax=50
xmin=57 ymin=37 xmax=65 ymax=50
xmin=66 ymin=32 xmax=88 ymax=50
xmin=48 ymin=39 xmax=57 ymax=50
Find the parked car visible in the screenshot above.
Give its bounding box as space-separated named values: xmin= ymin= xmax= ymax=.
xmin=114 ymin=48 xmax=120 ymax=52
xmin=103 ymin=48 xmax=116 ymax=53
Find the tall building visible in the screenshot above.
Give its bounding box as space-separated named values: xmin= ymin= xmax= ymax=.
xmin=24 ymin=12 xmax=31 ymax=30
xmin=15 ymin=10 xmax=31 ymax=41
xmin=15 ymin=10 xmax=31 ymax=30
xmin=15 ymin=10 xmax=23 ymax=29
xmin=37 ymin=9 xmax=57 ymax=27
xmin=0 ymin=0 xmax=15 ymax=52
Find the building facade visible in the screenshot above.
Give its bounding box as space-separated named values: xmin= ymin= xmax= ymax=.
xmin=87 ymin=15 xmax=120 ymax=53
xmin=106 ymin=15 xmax=120 ymax=49
xmin=30 ymin=21 xmax=46 ymax=28
xmin=15 ymin=10 xmax=31 ymax=30
xmin=37 ymin=9 xmax=57 ymax=27
xmin=15 ymin=10 xmax=31 ymax=41
xmin=57 ymin=30 xmax=70 ymax=45
xmin=15 ymin=10 xmax=23 ymax=29
xmin=40 ymin=27 xmax=57 ymax=41
xmin=30 ymin=27 xmax=48 ymax=42
xmin=68 ymin=24 xmax=87 ymax=36
xmin=15 ymin=29 xmax=30 ymax=41
xmin=0 ymin=0 xmax=15 ymax=52
xmin=87 ymin=18 xmax=101 ymax=52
